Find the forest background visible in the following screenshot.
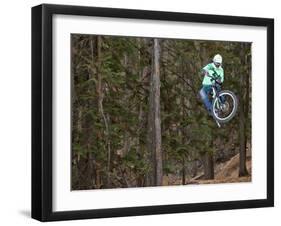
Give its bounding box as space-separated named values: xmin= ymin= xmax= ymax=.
xmin=71 ymin=34 xmax=251 ymax=190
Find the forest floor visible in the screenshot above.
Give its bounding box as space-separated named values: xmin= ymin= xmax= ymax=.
xmin=189 ymin=153 xmax=252 ymax=185
xmin=163 ymin=152 xmax=251 ymax=186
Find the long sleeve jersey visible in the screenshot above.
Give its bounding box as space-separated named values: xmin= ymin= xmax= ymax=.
xmin=202 ymin=62 xmax=224 ymax=86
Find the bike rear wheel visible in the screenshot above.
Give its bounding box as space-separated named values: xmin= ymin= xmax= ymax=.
xmin=212 ymin=90 xmax=238 ymax=123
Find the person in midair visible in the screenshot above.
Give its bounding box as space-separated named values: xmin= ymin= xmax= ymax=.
xmin=199 ymin=54 xmax=224 ymax=114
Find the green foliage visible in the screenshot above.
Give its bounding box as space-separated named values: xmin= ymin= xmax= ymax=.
xmin=71 ymin=34 xmax=251 ymax=189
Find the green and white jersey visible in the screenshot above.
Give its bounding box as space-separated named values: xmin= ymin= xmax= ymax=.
xmin=202 ymin=63 xmax=224 ymax=86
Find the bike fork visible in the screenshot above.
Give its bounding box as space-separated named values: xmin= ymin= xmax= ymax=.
xmin=215 ymin=119 xmax=221 ymax=128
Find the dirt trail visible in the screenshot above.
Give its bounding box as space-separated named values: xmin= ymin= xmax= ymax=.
xmin=162 ymin=150 xmax=252 ymax=186
xmin=190 ymin=153 xmax=252 ymax=184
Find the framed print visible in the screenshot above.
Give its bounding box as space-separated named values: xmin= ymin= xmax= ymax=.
xmin=31 ymin=4 xmax=274 ymax=222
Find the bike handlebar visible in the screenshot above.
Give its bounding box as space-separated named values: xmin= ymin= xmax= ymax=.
xmin=206 ymin=73 xmax=222 ymax=85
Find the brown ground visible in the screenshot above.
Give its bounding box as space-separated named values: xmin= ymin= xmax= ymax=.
xmin=163 ymin=152 xmax=251 ymax=186
xmin=189 ymin=153 xmax=252 ymax=185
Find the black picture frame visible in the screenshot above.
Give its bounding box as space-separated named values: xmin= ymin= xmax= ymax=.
xmin=32 ymin=3 xmax=274 ymax=222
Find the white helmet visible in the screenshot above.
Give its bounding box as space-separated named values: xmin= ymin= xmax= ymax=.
xmin=213 ymin=54 xmax=222 ymax=65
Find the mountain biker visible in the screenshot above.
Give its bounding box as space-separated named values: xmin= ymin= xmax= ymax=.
xmin=199 ymin=54 xmax=224 ymax=114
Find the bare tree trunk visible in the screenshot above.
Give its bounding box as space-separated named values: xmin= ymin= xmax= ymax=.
xmin=84 ymin=37 xmax=96 ymax=188
xmin=239 ymin=95 xmax=248 ymax=176
xmin=146 ymin=39 xmax=155 ymax=186
xmin=239 ymin=43 xmax=249 ymax=177
xmin=95 ymin=36 xmax=112 ymax=187
xmin=151 ymin=38 xmax=163 ymax=186
xmin=136 ymin=38 xmax=146 ymax=157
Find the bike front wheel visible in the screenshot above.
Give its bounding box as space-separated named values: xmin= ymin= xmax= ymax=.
xmin=212 ymin=90 xmax=238 ymax=123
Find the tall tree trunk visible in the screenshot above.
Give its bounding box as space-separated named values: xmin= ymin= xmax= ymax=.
xmin=245 ymin=48 xmax=251 ymax=160
xmin=147 ymin=45 xmax=154 ymax=186
xmin=147 ymin=39 xmax=163 ymax=186
xmin=153 ymin=39 xmax=163 ymax=186
xmin=95 ymin=36 xmax=112 ymax=187
xmin=239 ymin=43 xmax=249 ymax=177
xmin=239 ymin=97 xmax=248 ymax=176
xmin=136 ymin=38 xmax=142 ymax=157
xmin=84 ymin=37 xmax=96 ymax=189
